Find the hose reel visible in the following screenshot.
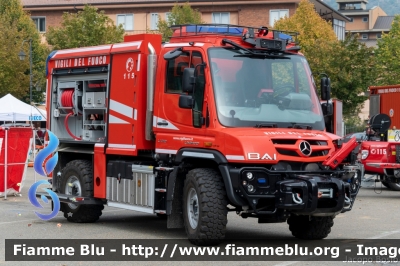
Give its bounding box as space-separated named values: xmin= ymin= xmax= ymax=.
xmin=58 ymin=88 xmax=83 ymax=115
xmin=57 ymin=84 xmax=83 ymax=140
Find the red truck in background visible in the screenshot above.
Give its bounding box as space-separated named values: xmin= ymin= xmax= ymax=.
xmin=43 ymin=24 xmax=362 ymax=245
xmin=359 ymin=85 xmax=400 ymax=190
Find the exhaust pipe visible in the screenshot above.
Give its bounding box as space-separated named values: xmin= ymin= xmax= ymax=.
xmin=145 ymin=43 xmax=157 ymax=141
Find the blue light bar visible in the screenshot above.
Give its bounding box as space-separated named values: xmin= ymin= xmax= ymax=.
xmin=46 ymin=50 xmax=58 ymax=76
xmin=278 ymin=33 xmax=292 ymax=41
xmin=186 ymin=25 xmax=244 ymax=35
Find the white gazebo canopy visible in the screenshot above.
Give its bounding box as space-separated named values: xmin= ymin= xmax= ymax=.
xmin=0 ymin=94 xmax=46 ymax=122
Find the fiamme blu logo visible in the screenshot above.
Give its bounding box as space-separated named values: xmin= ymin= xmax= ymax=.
xmin=28 ymin=131 xmax=60 ymax=220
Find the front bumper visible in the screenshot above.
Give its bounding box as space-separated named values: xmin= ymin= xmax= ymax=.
xmin=220 ymin=165 xmax=359 ymax=215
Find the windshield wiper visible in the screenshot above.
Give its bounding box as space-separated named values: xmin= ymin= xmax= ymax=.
xmin=255 ymin=123 xmax=278 ymax=128
xmin=288 ymin=123 xmax=312 ymax=130
xmin=234 ymin=54 xmax=290 ymax=59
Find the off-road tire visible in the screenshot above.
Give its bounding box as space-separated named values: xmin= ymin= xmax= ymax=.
xmin=381 ymin=181 xmax=390 ymax=189
xmin=60 ymin=160 xmax=104 ymax=223
xmin=288 ymin=215 xmax=334 ymax=240
xmin=387 ymin=182 xmax=400 ymax=191
xmin=156 ymin=213 xmax=167 ymax=219
xmin=183 ymin=168 xmax=228 ymax=246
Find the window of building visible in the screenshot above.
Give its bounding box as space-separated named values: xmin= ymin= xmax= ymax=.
xmin=150 ymin=13 xmax=159 ymax=30
xmin=333 ymin=19 xmax=345 ymax=41
xmin=362 ymin=34 xmax=368 ymax=39
xmin=165 ymin=12 xmax=175 ymax=24
xmin=117 ymin=14 xmax=133 ymax=31
xmin=270 ymin=10 xmax=289 ymax=27
xmin=362 ymin=17 xmax=368 ymax=22
xmin=212 ymin=12 xmax=230 ymax=24
xmin=32 ymin=17 xmax=45 ymax=32
xmin=377 ymin=33 xmax=382 ymax=39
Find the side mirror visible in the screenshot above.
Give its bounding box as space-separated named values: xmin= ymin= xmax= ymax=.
xmin=182 ymin=68 xmax=195 ymax=93
xmin=320 ymin=77 xmax=331 ymax=101
xmin=321 ymin=102 xmax=333 ymax=116
xmin=179 ymin=95 xmax=194 ymax=109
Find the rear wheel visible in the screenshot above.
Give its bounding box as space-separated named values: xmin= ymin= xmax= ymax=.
xmin=387 ymin=181 xmax=400 ymax=191
xmin=60 ymin=160 xmax=103 ymax=222
xmin=288 ymin=215 xmax=334 ymax=240
xmin=183 ymin=168 xmax=228 ymax=246
xmin=381 ymin=181 xmax=390 ymax=189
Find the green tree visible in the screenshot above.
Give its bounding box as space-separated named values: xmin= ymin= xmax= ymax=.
xmin=328 ymin=35 xmax=375 ymax=117
xmin=273 ymin=0 xmax=338 ymax=95
xmin=274 ymin=0 xmax=375 ymax=117
xmin=0 ymin=0 xmax=48 ymax=104
xmin=46 ymin=5 xmax=125 ymax=50
xmin=156 ymin=2 xmax=203 ymax=42
xmin=374 ymin=15 xmax=400 ymax=85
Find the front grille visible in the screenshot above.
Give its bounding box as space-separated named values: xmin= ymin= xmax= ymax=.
xmin=396 ymin=145 xmax=400 ymax=163
xmin=272 ymin=139 xmax=328 ymax=146
xmin=272 ymin=139 xmax=330 ymax=158
xmin=276 ymin=149 xmax=298 ymax=156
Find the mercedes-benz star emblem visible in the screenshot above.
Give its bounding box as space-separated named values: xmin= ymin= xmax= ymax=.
xmin=299 ymin=141 xmax=312 ymax=157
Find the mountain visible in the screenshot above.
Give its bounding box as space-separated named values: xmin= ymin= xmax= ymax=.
xmin=321 ymin=0 xmax=400 ymax=16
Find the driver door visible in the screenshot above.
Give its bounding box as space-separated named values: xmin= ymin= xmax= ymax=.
xmin=157 ymin=48 xmax=207 ymax=137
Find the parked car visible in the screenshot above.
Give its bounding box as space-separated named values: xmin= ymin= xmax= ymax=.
xmin=344 ymin=132 xmax=367 ymax=142
xmin=344 ymin=132 xmax=380 ymax=142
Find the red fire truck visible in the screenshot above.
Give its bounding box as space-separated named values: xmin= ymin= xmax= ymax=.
xmin=359 ymin=85 xmax=400 ymax=190
xmin=44 ymin=24 xmax=362 ymax=245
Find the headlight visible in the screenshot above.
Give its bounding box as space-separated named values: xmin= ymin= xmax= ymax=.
xmin=246 ymin=172 xmax=254 ymax=180
xmin=247 ymin=185 xmax=255 ymax=193
xmin=361 ymin=150 xmax=369 ymax=160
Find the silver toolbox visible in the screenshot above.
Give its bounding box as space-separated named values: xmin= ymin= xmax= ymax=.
xmin=93 ymin=92 xmax=105 ymax=108
xmin=82 ymin=129 xmax=104 ymax=141
xmin=84 ymin=92 xmax=94 ymax=107
xmin=106 ymin=165 xmax=154 ymax=208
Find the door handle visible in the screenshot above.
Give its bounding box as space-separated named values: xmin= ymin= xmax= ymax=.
xmin=157 ymin=122 xmax=169 ymax=126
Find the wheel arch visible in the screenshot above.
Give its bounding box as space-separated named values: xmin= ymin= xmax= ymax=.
xmin=53 ymin=148 xmax=93 ymax=192
xmin=170 ymin=148 xmax=247 ymax=208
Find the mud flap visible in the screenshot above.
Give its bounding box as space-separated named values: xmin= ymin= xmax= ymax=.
xmin=166 ymin=167 xmax=185 ymax=228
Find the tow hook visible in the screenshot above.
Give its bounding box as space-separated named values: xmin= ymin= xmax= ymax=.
xmin=344 ymin=194 xmax=351 ymax=206
xmin=318 ymin=188 xmax=333 ymax=199
xmin=292 ymin=193 xmax=303 ymax=204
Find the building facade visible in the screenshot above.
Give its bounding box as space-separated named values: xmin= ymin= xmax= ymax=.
xmin=336 ymin=0 xmax=393 ymax=47
xmin=23 ymin=0 xmax=349 ymax=41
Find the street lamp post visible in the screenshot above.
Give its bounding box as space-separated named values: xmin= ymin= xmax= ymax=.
xmin=18 ymin=39 xmax=37 ymax=182
xmin=18 ymin=39 xmax=33 ymax=107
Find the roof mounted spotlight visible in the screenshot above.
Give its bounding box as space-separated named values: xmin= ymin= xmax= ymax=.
xmin=257 ymin=27 xmax=269 ymax=36
xmin=255 ymin=38 xmax=285 ymax=51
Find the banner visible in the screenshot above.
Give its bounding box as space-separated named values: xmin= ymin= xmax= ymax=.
xmin=0 ymin=127 xmax=32 ymax=196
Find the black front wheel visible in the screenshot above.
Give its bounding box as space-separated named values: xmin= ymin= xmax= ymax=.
xmin=387 ymin=181 xmax=400 ymax=191
xmin=381 ymin=181 xmax=390 ymax=189
xmin=183 ymin=168 xmax=228 ymax=246
xmin=288 ymin=215 xmax=334 ymax=240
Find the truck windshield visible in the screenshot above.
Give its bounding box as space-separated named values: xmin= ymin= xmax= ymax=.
xmin=208 ymin=48 xmax=325 ymax=130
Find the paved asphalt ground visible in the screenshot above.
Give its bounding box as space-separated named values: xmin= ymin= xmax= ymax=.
xmin=1 ymin=168 xmax=400 ymax=266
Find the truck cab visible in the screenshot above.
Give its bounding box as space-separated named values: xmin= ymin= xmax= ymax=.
xmin=44 ymin=24 xmax=362 ymax=246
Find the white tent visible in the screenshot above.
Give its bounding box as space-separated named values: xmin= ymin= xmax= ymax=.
xmin=0 ymin=94 xmax=46 ymax=122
